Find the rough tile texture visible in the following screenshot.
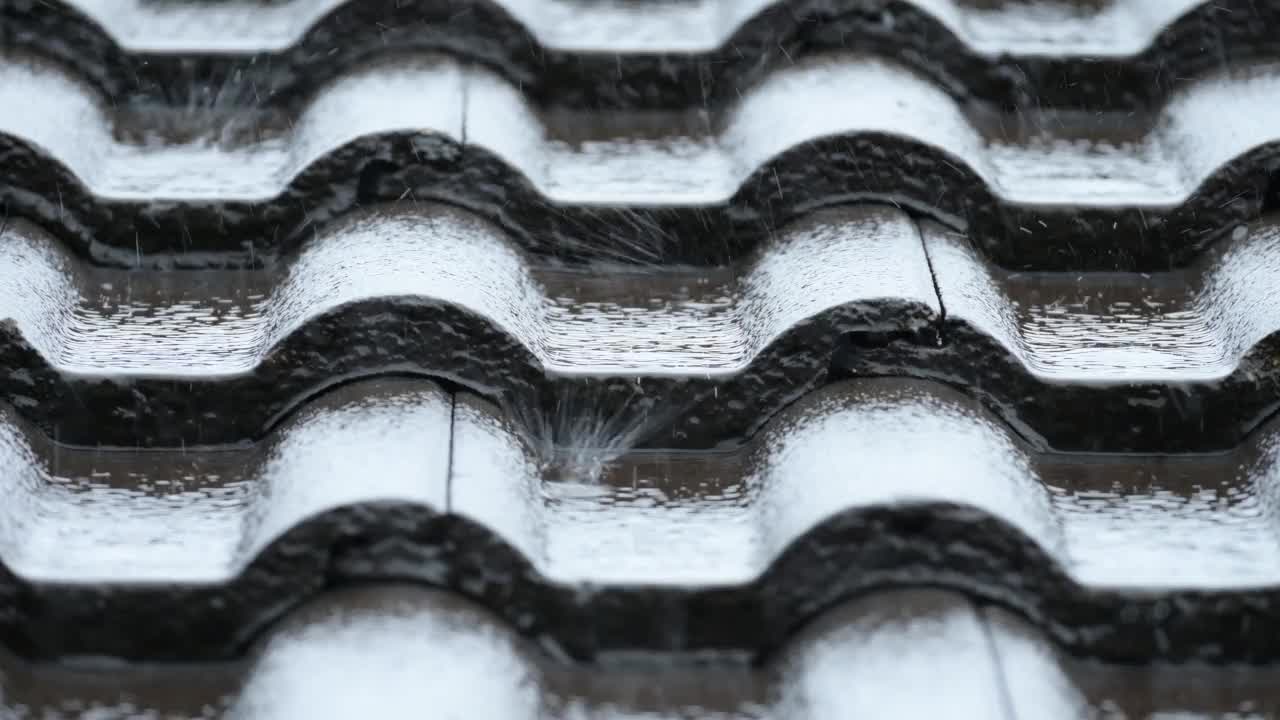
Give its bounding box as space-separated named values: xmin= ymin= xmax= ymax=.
xmin=4 ymin=1 xmax=1280 ymax=717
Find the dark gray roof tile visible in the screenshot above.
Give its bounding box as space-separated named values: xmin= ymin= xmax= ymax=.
xmin=2 ymin=0 xmax=1277 ymax=713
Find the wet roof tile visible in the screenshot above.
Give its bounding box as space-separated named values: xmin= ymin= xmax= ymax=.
xmin=4 ymin=0 xmax=1280 ymax=716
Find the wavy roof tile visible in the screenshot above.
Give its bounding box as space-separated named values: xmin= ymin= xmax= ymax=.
xmin=5 ymin=0 xmax=1280 ymax=716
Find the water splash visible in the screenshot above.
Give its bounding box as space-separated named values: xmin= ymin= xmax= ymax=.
xmin=500 ymin=382 xmax=689 ymax=485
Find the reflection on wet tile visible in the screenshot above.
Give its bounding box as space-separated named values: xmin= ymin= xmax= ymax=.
xmin=0 ymin=587 xmax=1010 ymax=720
xmin=8 ymin=370 xmax=1280 ymax=593
xmin=8 ymin=46 xmax=1280 ymax=211
xmin=64 ymin=0 xmax=1206 ymax=57
xmin=540 ymin=454 xmax=757 ymax=584
xmin=0 ymin=203 xmax=936 ymax=378
xmin=768 ymin=590 xmax=1005 ymax=720
xmin=927 ymin=216 xmax=1280 ymax=382
xmin=10 ymin=586 xmax=1280 ymax=719
xmin=453 ymin=380 xmax=1057 ymax=586
xmin=987 ymin=605 xmax=1280 ymax=720
xmin=451 ymin=375 xmax=1280 ymax=592
xmin=17 ymin=189 xmax=1280 ymax=400
xmin=454 ymin=391 xmax=765 ymax=584
xmin=0 ymin=379 xmax=450 ymax=583
xmin=16 ymin=196 xmax=1280 ymax=398
xmin=1042 ymin=455 xmax=1280 ymax=588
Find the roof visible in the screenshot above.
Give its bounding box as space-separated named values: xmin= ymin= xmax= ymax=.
xmin=2 ymin=0 xmax=1279 ymax=716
